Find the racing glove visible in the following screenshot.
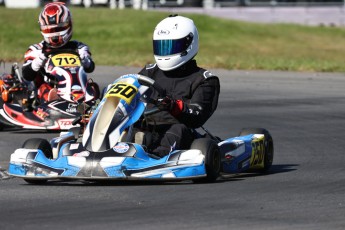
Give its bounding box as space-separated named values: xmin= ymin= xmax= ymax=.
xmin=78 ymin=48 xmax=92 ymax=69
xmin=157 ymin=95 xmax=184 ymax=117
xmin=157 ymin=96 xmax=174 ymax=111
xmin=31 ymin=53 xmax=47 ymax=72
xmin=82 ymin=56 xmax=92 ymax=69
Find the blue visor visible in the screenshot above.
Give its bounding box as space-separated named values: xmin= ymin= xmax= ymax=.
xmin=153 ymin=33 xmax=193 ymax=56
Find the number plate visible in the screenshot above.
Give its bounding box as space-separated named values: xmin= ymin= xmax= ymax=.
xmin=249 ymin=134 xmax=265 ymax=169
xmin=104 ymin=83 xmax=138 ymax=104
xmin=51 ymin=53 xmax=81 ymax=67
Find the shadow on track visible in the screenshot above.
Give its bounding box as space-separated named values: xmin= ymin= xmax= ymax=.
xmin=219 ymin=164 xmax=298 ymax=182
xmin=14 ymin=164 xmax=298 ymax=186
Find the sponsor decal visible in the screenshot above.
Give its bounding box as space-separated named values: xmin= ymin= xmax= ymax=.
xmin=113 ymin=143 xmax=129 ymax=153
xmin=66 ymin=103 xmax=77 ymax=113
xmin=35 ymin=108 xmax=49 ymax=119
xmin=58 ymin=119 xmax=73 ymax=129
xmin=73 ymin=151 xmax=90 ymax=157
xmin=70 ymin=143 xmax=79 ymax=150
xmin=157 ymin=29 xmax=170 ymax=35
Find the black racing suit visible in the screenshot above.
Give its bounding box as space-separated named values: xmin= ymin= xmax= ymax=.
xmin=138 ymin=60 xmax=220 ymax=157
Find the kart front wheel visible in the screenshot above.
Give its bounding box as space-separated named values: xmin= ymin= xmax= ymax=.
xmin=22 ymin=138 xmax=53 ymax=185
xmin=239 ymin=128 xmax=274 ymax=173
xmin=191 ymin=138 xmax=221 ymax=183
xmin=22 ymin=138 xmax=53 ymax=159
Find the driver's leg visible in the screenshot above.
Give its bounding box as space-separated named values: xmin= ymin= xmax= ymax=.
xmin=151 ymin=123 xmax=194 ymax=158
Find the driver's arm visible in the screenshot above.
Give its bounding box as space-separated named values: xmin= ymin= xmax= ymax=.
xmin=138 ymin=66 xmax=220 ymax=128
xmin=78 ymin=45 xmax=95 ymax=73
xmin=173 ymin=76 xmax=220 ymax=128
xmin=22 ymin=46 xmax=45 ymax=81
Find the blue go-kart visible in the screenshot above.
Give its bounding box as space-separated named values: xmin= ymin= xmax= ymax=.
xmin=8 ymin=74 xmax=274 ymax=184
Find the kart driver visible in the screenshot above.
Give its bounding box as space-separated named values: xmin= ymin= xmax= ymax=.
xmin=138 ymin=15 xmax=220 ymax=158
xmin=22 ymin=2 xmax=95 ymax=111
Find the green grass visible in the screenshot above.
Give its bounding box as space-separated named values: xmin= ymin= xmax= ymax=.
xmin=1 ymin=6 xmax=345 ymax=72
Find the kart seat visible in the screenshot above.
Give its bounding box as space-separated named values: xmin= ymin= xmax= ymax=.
xmin=119 ymin=128 xmax=152 ymax=146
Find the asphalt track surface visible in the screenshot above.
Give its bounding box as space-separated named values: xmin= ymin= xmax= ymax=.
xmin=0 ymin=66 xmax=344 ymax=230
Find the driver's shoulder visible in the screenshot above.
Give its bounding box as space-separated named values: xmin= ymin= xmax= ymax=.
xmin=25 ymin=41 xmax=45 ymax=60
xmin=65 ymin=40 xmax=89 ymax=50
xmin=27 ymin=41 xmax=45 ymax=52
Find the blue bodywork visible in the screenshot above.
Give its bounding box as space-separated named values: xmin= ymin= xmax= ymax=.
xmin=8 ymin=130 xmax=207 ymax=180
xmin=8 ymin=132 xmax=262 ymax=180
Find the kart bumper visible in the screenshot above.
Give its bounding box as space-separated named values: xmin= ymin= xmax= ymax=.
xmin=8 ymin=148 xmax=207 ymax=181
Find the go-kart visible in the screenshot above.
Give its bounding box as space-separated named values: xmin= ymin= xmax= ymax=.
xmin=8 ymin=74 xmax=274 ymax=184
xmin=0 ymin=50 xmax=100 ymax=130
xmin=0 ymin=62 xmax=29 ymax=130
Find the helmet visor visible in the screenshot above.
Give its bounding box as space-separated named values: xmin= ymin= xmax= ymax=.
xmin=40 ymin=22 xmax=70 ymax=34
xmin=153 ymin=34 xmax=193 ymax=56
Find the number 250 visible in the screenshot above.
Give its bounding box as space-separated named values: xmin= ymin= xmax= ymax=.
xmin=108 ymin=84 xmax=137 ymax=98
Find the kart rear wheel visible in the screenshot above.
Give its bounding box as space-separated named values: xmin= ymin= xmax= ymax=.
xmin=191 ymin=138 xmax=221 ymax=183
xmin=22 ymin=138 xmax=53 ymax=185
xmin=239 ymin=128 xmax=274 ymax=173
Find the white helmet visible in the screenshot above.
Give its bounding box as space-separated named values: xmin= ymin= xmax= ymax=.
xmin=153 ymin=15 xmax=199 ymax=71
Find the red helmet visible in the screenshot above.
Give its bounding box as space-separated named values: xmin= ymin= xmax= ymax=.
xmin=39 ymin=2 xmax=72 ymax=48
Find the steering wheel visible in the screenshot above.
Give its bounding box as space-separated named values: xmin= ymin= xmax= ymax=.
xmin=136 ymin=75 xmax=167 ymax=116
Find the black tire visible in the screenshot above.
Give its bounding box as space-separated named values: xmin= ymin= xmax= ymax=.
xmin=89 ymin=82 xmax=100 ymax=99
xmin=22 ymin=138 xmax=53 ymax=159
xmin=191 ymin=138 xmax=221 ymax=183
xmin=22 ymin=138 xmax=53 ymax=185
xmin=239 ymin=128 xmax=274 ymax=173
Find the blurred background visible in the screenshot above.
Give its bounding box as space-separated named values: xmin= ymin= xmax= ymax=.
xmin=2 ymin=0 xmax=345 ymax=71
xmin=1 ymin=0 xmax=344 ymax=9
xmin=2 ymin=0 xmax=345 ymax=27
